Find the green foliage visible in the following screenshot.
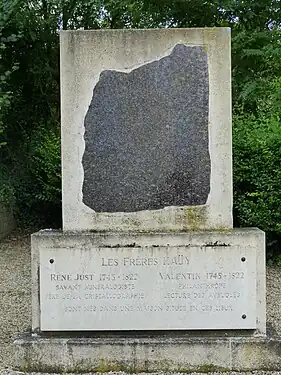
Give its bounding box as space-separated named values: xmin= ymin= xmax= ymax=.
xmin=0 ymin=172 xmax=15 ymax=208
xmin=30 ymin=126 xmax=61 ymax=205
xmin=0 ymin=0 xmax=19 ymax=148
xmin=12 ymin=125 xmax=62 ymax=228
xmin=233 ymin=111 xmax=281 ymax=232
xmin=233 ymin=64 xmax=281 ymax=239
xmin=232 ymin=29 xmax=281 ymax=111
xmin=233 ymin=78 xmax=281 ymax=262
xmin=0 ymin=1 xmax=19 ymax=216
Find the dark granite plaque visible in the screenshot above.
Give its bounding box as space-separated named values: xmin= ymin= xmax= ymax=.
xmin=82 ymin=44 xmax=210 ymax=213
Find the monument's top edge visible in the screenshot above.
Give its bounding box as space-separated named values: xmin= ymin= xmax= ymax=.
xmin=59 ymin=27 xmax=231 ymax=34
xmin=31 ymin=227 xmax=264 ymax=238
xmin=59 ymin=27 xmax=231 ymax=46
xmin=59 ymin=27 xmax=231 ymax=48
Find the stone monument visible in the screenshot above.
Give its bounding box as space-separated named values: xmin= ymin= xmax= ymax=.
xmin=14 ymin=28 xmax=268 ymax=372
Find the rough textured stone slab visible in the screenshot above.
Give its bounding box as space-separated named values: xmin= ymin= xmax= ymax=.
xmin=31 ymin=228 xmax=265 ymax=334
xmin=82 ymin=44 xmax=210 ymax=212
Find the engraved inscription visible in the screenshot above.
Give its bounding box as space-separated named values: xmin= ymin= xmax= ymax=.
xmin=40 ymin=246 xmax=257 ymax=331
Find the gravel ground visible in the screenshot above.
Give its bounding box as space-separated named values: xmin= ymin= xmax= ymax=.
xmin=0 ymin=232 xmax=281 ymax=375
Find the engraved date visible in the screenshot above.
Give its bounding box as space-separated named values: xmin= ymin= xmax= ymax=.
xmin=99 ymin=273 xmax=138 ymax=281
xmin=206 ymin=272 xmax=244 ymax=280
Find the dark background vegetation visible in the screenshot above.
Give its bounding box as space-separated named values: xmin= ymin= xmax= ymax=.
xmin=0 ymin=0 xmax=281 ymax=261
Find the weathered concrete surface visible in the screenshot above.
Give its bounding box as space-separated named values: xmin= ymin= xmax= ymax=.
xmin=16 ymin=225 xmax=271 ymax=371
xmin=13 ymin=335 xmax=281 ymax=373
xmin=39 ymin=239 xmax=257 ymax=331
xmin=61 ymin=28 xmax=232 ymax=232
xmin=31 ymin=228 xmax=266 ymax=335
xmin=0 ymin=233 xmax=280 ymax=374
xmin=0 ymin=205 xmax=15 ymax=240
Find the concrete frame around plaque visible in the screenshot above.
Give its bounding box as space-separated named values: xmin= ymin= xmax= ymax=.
xmin=31 ymin=229 xmax=266 ymax=335
xmin=60 ymin=28 xmax=232 ymax=231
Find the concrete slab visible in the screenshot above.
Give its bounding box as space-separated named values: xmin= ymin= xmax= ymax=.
xmin=14 ymin=334 xmax=281 ymax=373
xmin=31 ymin=229 xmax=266 ymax=335
xmin=60 ymin=28 xmax=232 ymax=232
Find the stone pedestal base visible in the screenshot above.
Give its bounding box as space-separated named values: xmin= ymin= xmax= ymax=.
xmin=14 ymin=228 xmax=266 ymax=372
xmin=14 ymin=334 xmax=281 ymax=372
xmin=31 ymin=228 xmax=265 ymax=334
